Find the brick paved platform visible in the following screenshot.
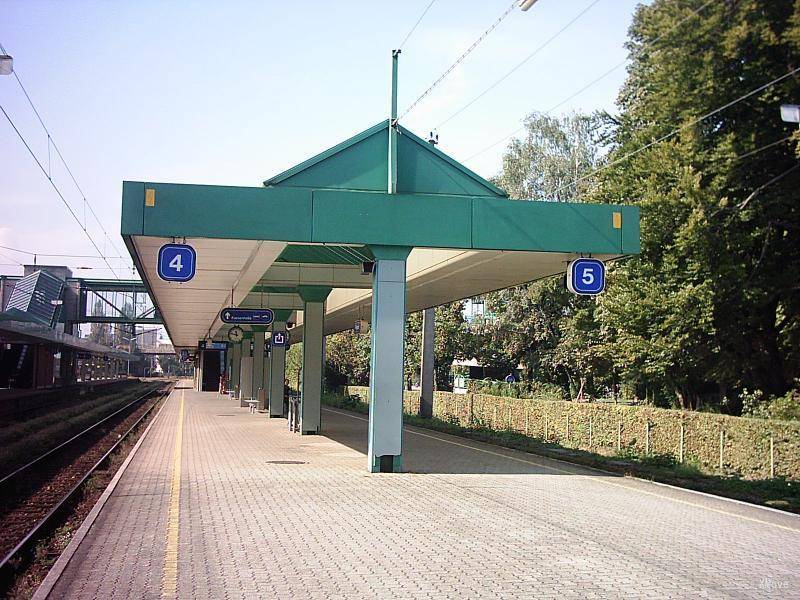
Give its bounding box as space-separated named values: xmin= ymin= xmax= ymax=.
xmin=42 ymin=382 xmax=800 ymax=599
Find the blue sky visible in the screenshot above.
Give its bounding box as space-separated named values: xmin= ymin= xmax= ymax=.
xmin=1 ymin=0 xmax=644 ymax=279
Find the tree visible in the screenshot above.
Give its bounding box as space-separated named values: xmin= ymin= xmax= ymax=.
xmin=475 ymin=112 xmax=607 ymax=396
xmin=592 ymin=0 xmax=800 ymax=407
xmin=326 ymin=331 xmax=371 ymax=387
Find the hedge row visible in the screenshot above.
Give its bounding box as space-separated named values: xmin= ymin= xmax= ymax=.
xmin=343 ymin=386 xmax=800 ymax=481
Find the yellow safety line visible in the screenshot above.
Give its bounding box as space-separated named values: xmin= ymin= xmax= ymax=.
xmin=323 ymin=406 xmax=800 ymax=534
xmin=161 ymin=388 xmax=184 ymax=598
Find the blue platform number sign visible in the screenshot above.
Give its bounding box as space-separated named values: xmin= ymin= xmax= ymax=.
xmin=272 ymin=331 xmax=288 ymax=348
xmin=180 ymin=349 xmax=189 ymax=362
xmin=157 ymin=244 xmax=196 ymax=282
xmin=566 ymin=258 xmax=605 ymax=295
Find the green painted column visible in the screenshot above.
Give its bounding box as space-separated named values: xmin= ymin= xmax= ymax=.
xmin=230 ymin=342 xmax=242 ymax=399
xmin=298 ymin=287 xmax=331 ymax=434
xmin=367 ymin=245 xmax=411 ymax=473
xmin=269 ymin=317 xmax=290 ymax=417
xmin=253 ymin=331 xmax=266 ymax=409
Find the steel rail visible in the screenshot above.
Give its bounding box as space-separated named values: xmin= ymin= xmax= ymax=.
xmin=0 ymin=384 xmax=172 ymax=580
xmin=0 ymin=384 xmax=163 ymax=485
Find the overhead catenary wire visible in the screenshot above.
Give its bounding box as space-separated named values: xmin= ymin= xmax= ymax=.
xmin=0 ymin=243 xmax=130 ymax=261
xmin=400 ymin=0 xmax=520 ymax=120
xmin=464 ymin=0 xmax=717 ymax=162
xmin=0 ymin=102 xmax=121 ymax=280
xmin=0 ymin=41 xmax=127 ymax=263
xmin=0 ymin=252 xmax=23 ymax=266
xmin=545 ymin=66 xmax=800 ymax=198
xmin=398 ymin=0 xmax=437 ymax=51
xmin=436 ymin=0 xmax=603 ymax=130
xmin=724 ymin=134 xmax=795 ymax=163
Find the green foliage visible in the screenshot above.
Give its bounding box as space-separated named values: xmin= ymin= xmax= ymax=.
xmin=743 ymin=387 xmax=800 ymax=421
xmin=467 ymin=378 xmax=565 ymax=401
xmin=478 ymin=0 xmax=800 ymax=411
xmin=591 ymin=0 xmax=800 ymax=407
xmin=326 ymin=331 xmax=371 ymax=387
xmin=344 ymin=385 xmax=800 ymax=481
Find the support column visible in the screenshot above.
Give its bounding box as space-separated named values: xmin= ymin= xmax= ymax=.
xmin=298 ymin=287 xmax=331 ymax=434
xmin=230 ymin=342 xmax=242 ymax=399
xmin=196 ymin=350 xmax=204 ymax=391
xmin=367 ymin=245 xmax=411 ymax=473
xmin=269 ymin=314 xmax=291 ymax=417
xmin=419 ymin=307 xmax=435 ymax=418
xmin=253 ymin=331 xmax=266 ymax=410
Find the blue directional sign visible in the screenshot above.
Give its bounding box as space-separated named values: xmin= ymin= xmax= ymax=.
xmin=157 ymin=244 xmax=196 ymax=282
xmin=566 ymin=258 xmax=605 ymax=295
xmin=180 ymin=349 xmax=189 ymax=361
xmin=220 ymin=308 xmax=275 ymax=325
xmin=271 ymin=330 xmax=288 ymax=348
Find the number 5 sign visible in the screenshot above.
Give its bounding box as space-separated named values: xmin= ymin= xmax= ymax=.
xmin=566 ymin=258 xmax=605 ymax=295
xmin=157 ymin=244 xmax=196 ymax=282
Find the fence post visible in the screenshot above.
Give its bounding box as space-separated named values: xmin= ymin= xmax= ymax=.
xmin=468 ymin=394 xmax=474 ymax=426
xmin=679 ymin=421 xmax=685 ymax=464
xmin=566 ymin=414 xmax=571 ymax=442
xmin=645 ymin=422 xmax=650 ymax=455
xmin=589 ymin=415 xmax=593 ymax=448
xmin=617 ymin=421 xmax=622 ymax=451
xmin=525 ymin=407 xmax=529 ymax=436
xmin=719 ymin=429 xmax=725 ymax=474
xmin=770 ymin=435 xmax=775 ymax=478
xmin=493 ymin=406 xmax=497 ymax=429
xmin=544 ymin=413 xmax=549 ymax=441
xmin=507 ymin=407 xmax=512 ymax=430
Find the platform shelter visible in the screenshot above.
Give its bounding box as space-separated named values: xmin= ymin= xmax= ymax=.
xmin=121 ymin=58 xmax=639 ymax=472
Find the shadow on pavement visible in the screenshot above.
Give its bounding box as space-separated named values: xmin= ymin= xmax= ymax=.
xmin=320 ymin=406 xmax=612 ymax=476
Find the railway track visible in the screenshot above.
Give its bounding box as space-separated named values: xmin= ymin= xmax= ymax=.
xmin=0 ymin=382 xmax=173 ymax=594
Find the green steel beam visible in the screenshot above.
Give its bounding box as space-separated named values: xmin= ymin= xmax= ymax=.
xmin=123 ymin=182 xmax=640 ymax=255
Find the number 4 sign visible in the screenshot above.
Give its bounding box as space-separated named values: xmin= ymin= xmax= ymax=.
xmin=157 ymin=244 xmax=196 ymax=282
xmin=566 ymin=258 xmax=605 ymax=295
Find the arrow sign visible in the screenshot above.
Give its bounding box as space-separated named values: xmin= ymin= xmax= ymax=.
xmin=220 ymin=308 xmax=275 ymax=325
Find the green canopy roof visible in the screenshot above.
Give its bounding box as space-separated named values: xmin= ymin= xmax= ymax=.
xmin=263 ymin=120 xmax=507 ymax=198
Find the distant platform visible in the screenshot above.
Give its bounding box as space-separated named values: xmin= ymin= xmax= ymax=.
xmin=39 ymin=382 xmax=800 ymax=599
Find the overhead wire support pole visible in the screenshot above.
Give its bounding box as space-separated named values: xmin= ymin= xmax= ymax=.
xmin=389 ymin=49 xmax=400 ymax=195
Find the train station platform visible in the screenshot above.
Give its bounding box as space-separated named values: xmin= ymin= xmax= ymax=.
xmin=38 ymin=383 xmax=800 ymax=599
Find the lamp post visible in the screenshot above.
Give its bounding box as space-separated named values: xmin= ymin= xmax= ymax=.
xmin=780 ymin=104 xmax=800 ymax=129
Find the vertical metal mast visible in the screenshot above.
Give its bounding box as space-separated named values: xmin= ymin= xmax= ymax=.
xmin=388 ymin=49 xmax=400 ymax=194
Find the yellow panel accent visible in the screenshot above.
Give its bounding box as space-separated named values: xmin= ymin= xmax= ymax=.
xmin=145 ymin=188 xmax=156 ymax=207
xmin=612 ymin=212 xmax=622 ymax=229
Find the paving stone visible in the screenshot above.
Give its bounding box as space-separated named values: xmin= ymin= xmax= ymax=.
xmin=46 ymin=381 xmax=800 ymax=599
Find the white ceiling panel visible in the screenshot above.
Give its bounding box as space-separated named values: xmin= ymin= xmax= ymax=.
xmin=133 ymin=236 xmax=286 ymax=348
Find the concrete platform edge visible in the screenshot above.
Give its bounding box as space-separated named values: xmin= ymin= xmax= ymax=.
xmin=32 ymin=387 xmax=174 ymax=600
